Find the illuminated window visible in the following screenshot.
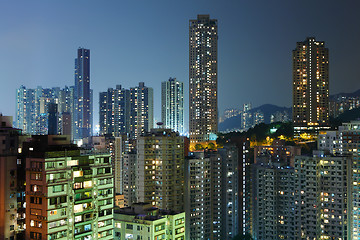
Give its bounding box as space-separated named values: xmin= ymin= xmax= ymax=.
xmin=84 ymin=181 xmax=92 ymax=188
xmin=67 ymin=160 xmax=78 ymax=167
xmin=75 ymin=216 xmax=82 ymax=223
xmin=73 ymin=171 xmax=83 ymax=178
xmin=49 ymin=210 xmax=57 ymax=216
xmin=74 ymin=204 xmax=83 ymax=213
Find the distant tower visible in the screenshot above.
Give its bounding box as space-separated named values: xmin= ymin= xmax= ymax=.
xmin=74 ymin=48 xmax=92 ymax=141
xmin=129 ymin=82 xmax=153 ymax=139
xmin=161 ymin=78 xmax=184 ymax=134
xmin=292 ymin=37 xmax=329 ymax=135
xmin=189 ymin=14 xmax=218 ymax=144
xmin=15 ymin=86 xmax=36 ymax=134
xmin=47 ymin=102 xmax=58 ymax=135
xmin=99 ymin=85 xmax=130 ymax=137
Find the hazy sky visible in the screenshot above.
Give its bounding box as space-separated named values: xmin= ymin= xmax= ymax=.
xmin=1 ymin=0 xmax=359 ymax=130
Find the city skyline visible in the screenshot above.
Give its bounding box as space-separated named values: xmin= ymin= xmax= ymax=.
xmin=1 ymin=1 xmax=360 ymax=131
xmin=1 ymin=2 xmax=360 ymax=238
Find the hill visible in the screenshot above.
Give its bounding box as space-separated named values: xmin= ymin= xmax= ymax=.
xmin=330 ymin=89 xmax=360 ymax=100
xmin=330 ymin=107 xmax=360 ymax=127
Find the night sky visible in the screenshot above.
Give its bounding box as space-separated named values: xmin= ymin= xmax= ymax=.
xmin=1 ymin=0 xmax=359 ymax=132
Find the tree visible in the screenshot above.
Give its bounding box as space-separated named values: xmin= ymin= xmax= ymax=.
xmin=207 ymin=142 xmax=216 ymax=150
xmin=194 ymin=144 xmax=204 ymax=150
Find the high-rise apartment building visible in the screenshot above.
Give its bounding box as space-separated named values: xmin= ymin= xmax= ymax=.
xmin=161 ymin=78 xmax=184 ymax=135
xmin=24 ymin=135 xmax=114 ymax=239
xmin=99 ymin=85 xmax=130 ymax=137
xmin=113 ymin=135 xmax=131 ymax=195
xmin=58 ymin=86 xmax=74 ymax=136
xmin=185 ymin=152 xmax=212 ymax=240
xmin=337 ymin=121 xmax=360 ymax=239
xmin=74 ymin=48 xmax=92 ymax=141
xmin=294 ymin=153 xmax=351 ymax=240
xmin=129 ymin=82 xmax=153 ymax=139
xmin=219 ymin=136 xmax=251 ymax=235
xmin=310 ymin=123 xmax=360 ymax=239
xmin=242 ymin=103 xmax=252 ymax=130
xmin=15 ymin=86 xmax=36 ymax=134
xmin=250 ymin=158 xmax=295 ymax=239
xmin=136 ymin=128 xmax=184 ymax=212
xmin=218 ymin=145 xmax=239 ymax=239
xmin=185 ymin=146 xmax=239 ymax=240
xmin=123 ymin=151 xmax=137 ymax=206
xmin=189 ymin=14 xmax=218 ymax=144
xmin=292 ymin=37 xmax=329 ymax=135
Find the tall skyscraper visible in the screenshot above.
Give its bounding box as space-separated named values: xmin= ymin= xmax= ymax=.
xmin=99 ymin=85 xmax=130 ymax=137
xmin=161 ymin=77 xmax=184 ymax=134
xmin=129 ymin=82 xmax=153 ymax=139
xmin=292 ymin=37 xmax=329 ymax=135
xmin=189 ymin=14 xmax=218 ymax=144
xmin=74 ymin=48 xmax=92 ymax=141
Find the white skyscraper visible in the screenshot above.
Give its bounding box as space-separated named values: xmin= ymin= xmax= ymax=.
xmin=161 ymin=77 xmax=184 ymax=134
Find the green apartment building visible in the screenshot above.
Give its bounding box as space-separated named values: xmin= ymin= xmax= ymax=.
xmin=24 ymin=135 xmax=114 ymax=239
xmin=114 ymin=203 xmax=185 ymax=240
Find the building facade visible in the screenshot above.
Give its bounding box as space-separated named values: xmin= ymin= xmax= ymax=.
xmin=292 ymin=37 xmax=329 ymax=135
xmin=189 ymin=14 xmax=218 ymax=144
xmin=161 ymin=77 xmax=184 ymax=135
